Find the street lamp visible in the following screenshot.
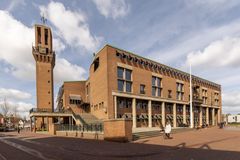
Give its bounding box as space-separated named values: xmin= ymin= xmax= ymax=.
xmin=190 ymin=63 xmax=193 ymax=128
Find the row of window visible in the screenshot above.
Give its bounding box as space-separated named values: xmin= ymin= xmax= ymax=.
xmin=117 ymin=67 xmax=184 ymax=100
xmin=37 ymin=27 xmax=49 ymax=45
xmin=69 ymin=99 xmax=81 ymax=105
xmin=117 ymin=67 xmax=219 ymax=104
xmin=91 ymin=102 xmax=104 ymax=111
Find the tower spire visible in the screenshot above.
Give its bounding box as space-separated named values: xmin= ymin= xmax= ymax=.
xmin=41 ymin=14 xmax=47 ymax=25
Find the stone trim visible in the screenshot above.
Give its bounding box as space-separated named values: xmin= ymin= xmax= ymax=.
xmin=112 ymin=91 xmax=189 ymax=105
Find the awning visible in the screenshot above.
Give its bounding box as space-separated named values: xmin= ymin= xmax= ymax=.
xmin=69 ymin=94 xmax=81 ymax=100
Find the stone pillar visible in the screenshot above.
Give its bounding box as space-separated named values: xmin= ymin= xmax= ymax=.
xmin=212 ymin=108 xmax=215 ymax=126
xmin=69 ymin=117 xmax=72 ymax=125
xmin=30 ymin=117 xmax=32 ymax=132
xmin=132 ymin=98 xmax=136 ymax=128
xmin=48 ymin=117 xmax=53 ymax=132
xmin=114 ymin=96 xmax=117 ymax=119
xmin=206 ymin=107 xmax=209 ymax=125
xmin=183 ymin=104 xmax=186 ymax=124
xmin=217 ymin=109 xmax=221 ymax=123
xmin=161 ymin=102 xmax=165 ymax=127
xmin=33 ymin=117 xmax=36 ymax=133
xmin=148 ymin=100 xmax=152 ymax=128
xmin=199 ymin=107 xmax=202 ymax=126
xmin=173 ymin=103 xmax=177 ymax=128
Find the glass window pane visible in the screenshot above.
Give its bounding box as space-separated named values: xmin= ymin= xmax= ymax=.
xmin=125 ymin=69 xmax=132 ymax=81
xmin=140 ymin=84 xmax=145 ymax=94
xmin=157 ymin=78 xmax=161 ymax=87
xmin=118 ymin=80 xmax=124 ymax=91
xmin=126 ymin=81 xmax=132 ymax=92
xmin=152 ymin=87 xmax=156 ymax=96
xmin=117 ymin=67 xmax=124 ymax=79
xmin=157 ymin=88 xmax=161 ymax=97
xmin=152 ymin=76 xmax=156 ymax=86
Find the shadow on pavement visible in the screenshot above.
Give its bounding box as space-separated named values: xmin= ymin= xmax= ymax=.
xmin=27 ymin=136 xmax=240 ymax=160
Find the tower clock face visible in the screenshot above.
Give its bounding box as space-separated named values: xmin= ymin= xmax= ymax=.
xmin=39 ymin=47 xmax=47 ymax=54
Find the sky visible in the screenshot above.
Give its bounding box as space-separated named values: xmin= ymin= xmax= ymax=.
xmin=0 ymin=0 xmax=240 ymax=117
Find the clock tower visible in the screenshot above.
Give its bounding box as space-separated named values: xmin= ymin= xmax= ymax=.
xmin=32 ymin=23 xmax=55 ymax=129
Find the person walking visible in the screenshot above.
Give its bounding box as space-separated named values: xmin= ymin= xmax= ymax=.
xmin=17 ymin=125 xmax=20 ymax=134
xmin=165 ymin=121 xmax=172 ymax=139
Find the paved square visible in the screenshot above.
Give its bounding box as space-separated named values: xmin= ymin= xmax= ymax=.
xmin=0 ymin=127 xmax=240 ymax=160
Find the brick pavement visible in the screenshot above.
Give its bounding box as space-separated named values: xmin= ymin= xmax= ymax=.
xmin=0 ymin=127 xmax=240 ymax=160
xmin=135 ymin=126 xmax=240 ymax=152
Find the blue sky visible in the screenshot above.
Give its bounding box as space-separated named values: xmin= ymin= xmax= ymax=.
xmin=0 ymin=0 xmax=240 ymax=117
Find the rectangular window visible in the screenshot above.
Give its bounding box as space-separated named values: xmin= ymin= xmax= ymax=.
xmin=117 ymin=67 xmax=124 ymax=79
xmin=125 ymin=69 xmax=132 ymax=81
xmin=152 ymin=77 xmax=156 ymax=86
xmin=168 ymin=90 xmax=172 ymax=98
xmin=176 ymin=82 xmax=184 ymax=100
xmin=118 ymin=80 xmax=124 ymax=91
xmin=94 ymin=58 xmax=100 ymax=71
xmin=156 ymin=77 xmax=161 ymax=87
xmin=126 ymin=81 xmax=132 ymax=92
xmin=157 ymin=88 xmax=161 ymax=97
xmin=44 ymin=29 xmax=48 ymax=45
xmin=117 ymin=67 xmax=132 ymax=92
xmin=152 ymin=87 xmax=156 ymax=96
xmin=37 ymin=27 xmax=41 ymax=44
xmin=140 ymin=84 xmax=145 ymax=94
xmin=152 ymin=76 xmax=162 ymax=97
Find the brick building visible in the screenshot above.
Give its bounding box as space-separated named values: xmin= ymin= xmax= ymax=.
xmin=30 ymin=23 xmax=221 ymax=130
xmin=0 ymin=114 xmax=4 ymax=125
xmin=56 ymin=44 xmax=222 ymax=128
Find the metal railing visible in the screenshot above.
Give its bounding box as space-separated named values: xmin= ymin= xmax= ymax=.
xmin=29 ymin=108 xmax=73 ymax=114
xmin=57 ymin=124 xmax=103 ymax=133
xmin=30 ymin=108 xmax=53 ymax=113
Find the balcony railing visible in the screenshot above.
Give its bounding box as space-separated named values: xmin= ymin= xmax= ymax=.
xmin=29 ymin=108 xmax=73 ymax=114
xmin=57 ymin=124 xmax=103 ymax=133
xmin=30 ymin=108 xmax=53 ymax=113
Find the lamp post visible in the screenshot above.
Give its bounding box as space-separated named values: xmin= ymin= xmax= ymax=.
xmin=190 ymin=63 xmax=193 ymax=128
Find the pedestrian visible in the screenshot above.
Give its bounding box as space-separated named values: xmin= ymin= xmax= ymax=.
xmin=165 ymin=121 xmax=172 ymax=139
xmin=17 ymin=125 xmax=20 ymax=134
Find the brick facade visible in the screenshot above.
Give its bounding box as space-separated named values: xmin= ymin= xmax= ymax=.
xmin=57 ymin=44 xmax=222 ymax=128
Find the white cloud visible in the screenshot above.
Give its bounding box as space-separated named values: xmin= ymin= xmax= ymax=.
xmin=222 ymin=91 xmax=240 ymax=114
xmin=0 ymin=88 xmax=31 ymax=100
xmin=0 ymin=10 xmax=86 ymax=84
xmin=40 ymin=1 xmax=101 ymax=52
xmin=53 ymin=38 xmax=66 ymax=53
xmin=54 ymin=58 xmax=86 ymax=84
xmin=0 ymin=10 xmax=35 ymax=80
xmin=92 ymin=0 xmax=130 ymax=19
xmin=0 ymin=100 xmax=34 ymax=118
xmin=223 ymin=91 xmax=240 ymax=107
xmin=185 ymin=37 xmax=240 ymax=68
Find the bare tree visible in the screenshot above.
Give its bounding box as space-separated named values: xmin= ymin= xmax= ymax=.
xmin=11 ymin=105 xmax=19 ymax=118
xmin=0 ymin=98 xmax=11 ymax=117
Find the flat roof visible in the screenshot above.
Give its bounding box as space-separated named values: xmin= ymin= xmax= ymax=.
xmin=94 ymin=44 xmax=221 ymax=89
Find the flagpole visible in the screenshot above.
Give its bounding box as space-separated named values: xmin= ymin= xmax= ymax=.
xmin=190 ymin=63 xmax=193 ymax=128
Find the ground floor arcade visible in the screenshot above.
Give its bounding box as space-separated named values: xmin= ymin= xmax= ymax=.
xmin=113 ymin=93 xmax=221 ymax=128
